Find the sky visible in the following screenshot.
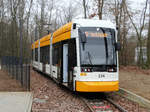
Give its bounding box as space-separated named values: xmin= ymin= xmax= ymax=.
xmin=129 ymin=0 xmax=146 ymax=9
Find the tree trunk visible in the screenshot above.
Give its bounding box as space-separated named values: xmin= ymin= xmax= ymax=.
xmin=147 ymin=0 xmax=150 ymax=67
xmin=124 ymin=0 xmax=148 ymax=67
xmin=98 ymin=0 xmax=104 ymax=20
xmin=83 ymin=0 xmax=87 ymax=19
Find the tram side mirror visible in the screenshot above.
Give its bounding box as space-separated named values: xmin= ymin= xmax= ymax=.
xmin=79 ymin=29 xmax=87 ymax=50
xmin=115 ymin=42 xmax=121 ymax=51
xmin=47 ymin=30 xmax=50 ymax=34
xmin=73 ymin=23 xmax=76 ymax=29
xmin=116 ymin=26 xmax=119 ymax=30
xmin=79 ymin=29 xmax=87 ymax=43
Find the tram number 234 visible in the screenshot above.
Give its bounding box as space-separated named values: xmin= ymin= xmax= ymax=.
xmin=98 ymin=74 xmax=105 ymax=78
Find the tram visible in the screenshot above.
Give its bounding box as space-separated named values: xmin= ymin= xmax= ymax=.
xmin=32 ymin=19 xmax=121 ymax=92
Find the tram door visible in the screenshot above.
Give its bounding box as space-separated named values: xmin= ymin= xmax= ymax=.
xmin=68 ymin=39 xmax=76 ymax=90
xmin=63 ymin=44 xmax=68 ymax=83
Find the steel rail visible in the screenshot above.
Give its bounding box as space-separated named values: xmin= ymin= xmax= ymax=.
xmin=81 ymin=98 xmax=95 ymax=112
xmin=106 ymin=98 xmax=128 ymax=112
xmin=81 ymin=96 xmax=128 ymax=112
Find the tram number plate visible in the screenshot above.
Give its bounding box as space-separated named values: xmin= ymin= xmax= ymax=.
xmin=98 ymin=74 xmax=105 ymax=78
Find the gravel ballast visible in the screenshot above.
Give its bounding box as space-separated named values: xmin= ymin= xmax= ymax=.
xmin=31 ymin=70 xmax=90 ymax=112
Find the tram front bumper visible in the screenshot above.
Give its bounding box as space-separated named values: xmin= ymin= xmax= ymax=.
xmin=76 ymin=81 xmax=119 ymax=92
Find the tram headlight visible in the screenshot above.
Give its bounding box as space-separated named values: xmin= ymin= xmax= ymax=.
xmin=108 ymin=67 xmax=116 ymax=72
xmin=87 ymin=68 xmax=91 ymax=72
xmin=84 ymin=68 xmax=87 ymax=72
xmin=108 ymin=68 xmax=114 ymax=72
xmin=81 ymin=67 xmax=92 ymax=72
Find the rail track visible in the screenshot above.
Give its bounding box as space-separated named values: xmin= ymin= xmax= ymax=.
xmin=33 ymin=70 xmax=142 ymax=112
xmin=80 ymin=93 xmax=128 ymax=112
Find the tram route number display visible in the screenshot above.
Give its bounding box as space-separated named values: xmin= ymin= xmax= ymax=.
xmin=85 ymin=32 xmax=108 ymax=38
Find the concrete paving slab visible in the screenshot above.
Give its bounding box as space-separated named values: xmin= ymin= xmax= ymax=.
xmin=0 ymin=92 xmax=32 ymax=112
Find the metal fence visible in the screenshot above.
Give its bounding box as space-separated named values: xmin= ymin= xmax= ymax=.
xmin=1 ymin=56 xmax=30 ymax=91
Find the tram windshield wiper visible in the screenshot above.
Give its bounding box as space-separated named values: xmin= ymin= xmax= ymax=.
xmin=79 ymin=28 xmax=87 ymax=50
xmin=82 ymin=51 xmax=93 ymax=65
xmin=87 ymin=51 xmax=93 ymax=65
xmin=100 ymin=28 xmax=108 ymax=65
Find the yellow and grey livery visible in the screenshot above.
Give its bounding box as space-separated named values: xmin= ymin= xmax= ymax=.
xmin=32 ymin=19 xmax=120 ymax=92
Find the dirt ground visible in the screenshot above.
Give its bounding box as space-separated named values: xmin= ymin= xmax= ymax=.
xmin=119 ymin=66 xmax=150 ymax=100
xmin=0 ymin=70 xmax=24 ymax=91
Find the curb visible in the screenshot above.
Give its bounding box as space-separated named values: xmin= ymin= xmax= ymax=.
xmin=118 ymin=88 xmax=150 ymax=110
xmin=26 ymin=92 xmax=33 ymax=112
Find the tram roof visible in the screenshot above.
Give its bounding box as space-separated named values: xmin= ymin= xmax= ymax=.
xmin=32 ymin=19 xmax=116 ymax=49
xmin=73 ymin=19 xmax=116 ymax=29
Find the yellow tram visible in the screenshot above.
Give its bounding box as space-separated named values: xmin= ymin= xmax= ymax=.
xmin=32 ymin=19 xmax=120 ymax=92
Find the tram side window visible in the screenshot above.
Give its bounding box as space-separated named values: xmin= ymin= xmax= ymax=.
xmin=35 ymin=48 xmax=38 ymax=61
xmin=47 ymin=46 xmax=50 ymax=64
xmin=52 ymin=44 xmax=61 ymax=66
xmin=32 ymin=50 xmax=33 ymax=60
xmin=40 ymin=47 xmax=44 ymax=63
xmin=44 ymin=46 xmax=50 ymax=64
xmin=40 ymin=46 xmax=50 ymax=64
xmin=52 ymin=46 xmax=58 ymax=65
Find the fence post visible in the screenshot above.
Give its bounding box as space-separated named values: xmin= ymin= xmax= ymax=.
xmin=28 ymin=64 xmax=30 ymax=91
xmin=1 ymin=56 xmax=30 ymax=91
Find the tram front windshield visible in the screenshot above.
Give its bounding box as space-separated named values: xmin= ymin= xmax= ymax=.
xmin=79 ymin=27 xmax=116 ymax=66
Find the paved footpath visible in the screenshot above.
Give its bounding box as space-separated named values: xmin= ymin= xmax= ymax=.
xmin=0 ymin=92 xmax=32 ymax=112
xmin=0 ymin=68 xmax=32 ymax=112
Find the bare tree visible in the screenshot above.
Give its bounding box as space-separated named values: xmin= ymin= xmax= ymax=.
xmin=25 ymin=0 xmax=33 ymax=40
xmin=95 ymin=0 xmax=104 ymax=19
xmin=124 ymin=0 xmax=148 ymax=66
xmin=9 ymin=0 xmax=21 ymax=56
xmin=47 ymin=0 xmax=54 ymax=31
xmin=147 ymin=0 xmax=150 ymax=67
xmin=106 ymin=0 xmax=130 ymax=65
xmin=62 ymin=1 xmax=77 ymax=23
xmin=113 ymin=0 xmax=124 ymax=40
xmin=38 ymin=0 xmax=46 ymax=38
xmin=0 ymin=0 xmax=5 ymax=57
xmin=83 ymin=0 xmax=87 ymax=18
